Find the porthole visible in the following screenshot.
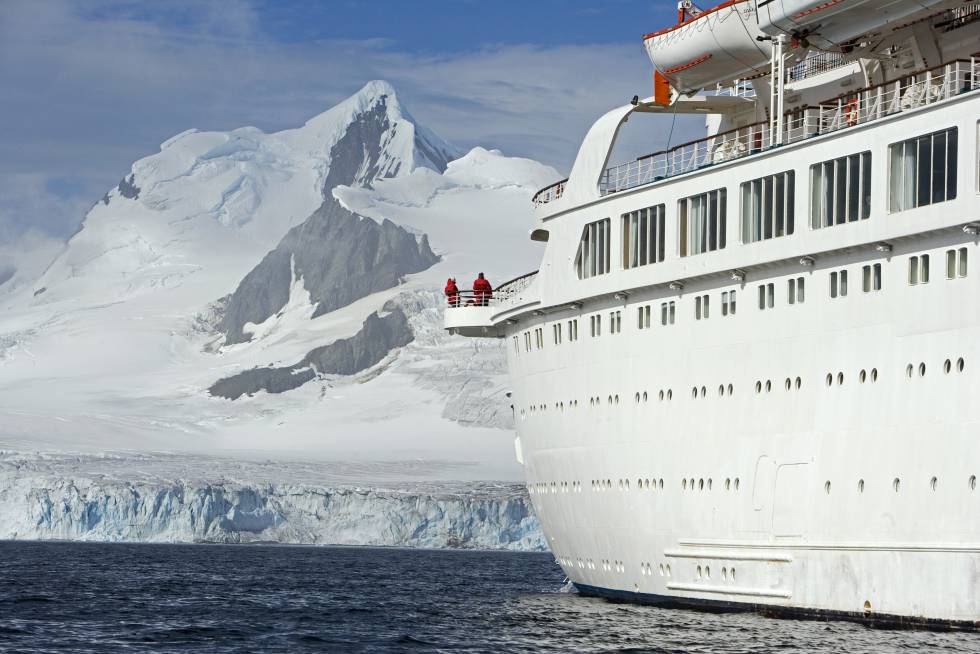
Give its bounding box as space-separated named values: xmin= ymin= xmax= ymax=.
xmin=826 ymin=373 xmax=833 ymax=387
xmin=690 ymin=478 xmax=695 ymax=489
xmin=722 ymin=567 xmax=728 ymax=580
xmin=860 ymin=369 xmax=867 ymax=384
xmin=645 ymin=478 xmax=651 ymax=489
xmin=970 ymin=475 xmax=976 ymax=491
xmin=795 ymin=377 xmax=802 ymax=390
xmin=906 ymin=364 xmax=914 ymax=379
xmin=707 ymin=478 xmax=713 ymax=490
xmin=700 ymin=386 xmax=706 ymax=398
xmin=698 ymin=478 xmax=704 ymax=491
xmin=930 ymin=476 xmax=938 ymax=491
xmin=727 ymin=383 xmax=734 ymax=395
xmin=734 ymin=478 xmax=740 ymax=491
xmin=919 ymin=363 xmax=926 ymax=377
xmin=725 ymin=478 xmax=731 ymax=491
xmin=784 ymin=378 xmax=791 ymax=391
xmin=667 ymin=389 xmax=673 ymax=401
xmin=718 ymin=384 xmax=725 ymax=397
xmin=658 ymin=479 xmax=664 ymax=490
xmin=944 ymin=359 xmax=952 ymax=375
xmin=659 ymin=390 xmax=665 ymax=402
xmin=682 ymin=479 xmax=687 ymax=490
xmin=730 ymin=568 xmax=735 ymax=582
xmin=614 ymin=394 xmax=620 ymax=405
xmin=692 ymin=387 xmax=698 ymax=399
xmin=642 ymin=391 xmax=648 ymax=402
xmin=666 ymin=565 xmax=671 ymax=577
xmin=659 ymin=564 xmax=665 ymax=576
xmin=755 ymin=381 xmax=762 ymax=394
xmin=871 ymin=368 xmax=878 ymax=383
xmin=696 ymin=565 xmax=702 ymax=580
xmin=705 ymin=566 xmax=711 ymax=580
xmin=765 ymin=380 xmax=772 ymax=393
xmin=958 ymin=358 xmax=965 ymax=373
xmin=635 ymin=392 xmax=641 ymax=404
xmin=824 ymin=481 xmax=831 ymax=494
xmin=893 ymin=478 xmax=900 ymax=493
xmin=837 ymin=372 xmax=844 ymax=385
xmin=858 ymin=479 xmax=865 ymax=493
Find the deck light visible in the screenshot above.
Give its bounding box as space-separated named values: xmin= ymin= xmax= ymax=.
xmin=668 ymin=281 xmax=685 ymax=291
xmin=874 ymin=242 xmax=893 ymax=253
xmin=730 ymin=269 xmax=746 ymax=282
xmin=799 ymin=256 xmax=815 ymax=267
xmin=567 ymin=302 xmax=583 ymax=310
xmin=614 ymin=291 xmax=630 ymax=301
xmin=963 ymin=223 xmax=980 ymax=235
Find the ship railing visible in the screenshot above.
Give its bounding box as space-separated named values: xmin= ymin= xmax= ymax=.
xmin=445 ymin=271 xmax=539 ymax=310
xmin=599 ymin=58 xmax=979 ymax=197
xmin=788 ymin=52 xmax=849 ymax=82
xmin=532 ymin=179 xmax=568 ymax=207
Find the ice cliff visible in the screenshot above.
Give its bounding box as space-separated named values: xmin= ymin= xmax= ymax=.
xmin=0 ymin=452 xmax=545 ymax=551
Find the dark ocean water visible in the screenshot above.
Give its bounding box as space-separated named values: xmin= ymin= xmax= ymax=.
xmin=1 ymin=542 xmax=978 ymax=653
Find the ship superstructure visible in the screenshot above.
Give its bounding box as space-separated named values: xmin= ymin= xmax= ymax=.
xmin=446 ymin=0 xmax=980 ymax=626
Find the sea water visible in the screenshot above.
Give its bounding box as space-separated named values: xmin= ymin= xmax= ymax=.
xmin=0 ymin=541 xmax=977 ymax=653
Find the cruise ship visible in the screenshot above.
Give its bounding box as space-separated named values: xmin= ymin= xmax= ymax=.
xmin=445 ymin=0 xmax=980 ymax=627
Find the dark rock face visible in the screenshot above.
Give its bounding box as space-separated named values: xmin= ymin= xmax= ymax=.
xmin=103 ymin=174 xmax=140 ymax=205
xmin=209 ymin=305 xmax=413 ymax=400
xmin=219 ymin=198 xmax=437 ymax=345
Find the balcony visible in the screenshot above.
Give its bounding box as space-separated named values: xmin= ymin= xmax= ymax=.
xmin=444 ymin=271 xmax=538 ymax=336
xmin=532 ymin=179 xmax=568 ymax=207
xmin=599 ymin=58 xmax=980 ymax=197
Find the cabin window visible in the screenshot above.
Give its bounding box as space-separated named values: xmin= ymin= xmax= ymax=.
xmin=524 ymin=331 xmax=532 ymax=352
xmin=535 ymin=328 xmax=544 ymax=349
xmin=660 ymin=301 xmax=676 ymax=326
xmin=695 ymin=295 xmax=710 ymax=320
xmin=810 ymin=152 xmax=871 ymax=228
xmin=512 ymin=336 xmax=519 ymax=355
xmin=622 ymin=205 xmax=666 ymax=268
xmin=679 ymin=188 xmax=727 ymax=257
xmin=947 ymin=248 xmax=969 ymax=278
xmin=862 ymin=263 xmax=882 ymax=292
xmin=788 ymin=277 xmax=805 ymax=304
xmin=889 ymin=128 xmax=957 ymax=212
xmin=609 ymin=311 xmax=622 ymax=334
xmin=637 ymin=305 xmax=651 ymax=329
xmin=830 ymin=270 xmax=848 ymax=298
xmin=590 ymin=314 xmax=602 ymax=337
xmin=575 ymin=218 xmax=611 ymax=279
xmin=721 ymin=290 xmax=737 ymax=316
xmin=553 ymin=323 xmax=562 ymax=345
xmin=566 ymin=319 xmax=579 ymax=341
xmin=740 ymin=170 xmax=795 ymax=243
xmin=908 ymin=255 xmax=930 ymax=285
xmin=758 ymin=283 xmax=774 ymax=310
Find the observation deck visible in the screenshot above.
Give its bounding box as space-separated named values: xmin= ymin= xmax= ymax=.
xmin=443 ymin=271 xmax=539 ymax=337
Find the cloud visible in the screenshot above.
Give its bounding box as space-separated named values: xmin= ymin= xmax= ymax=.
xmin=0 ymin=0 xmax=702 ymax=252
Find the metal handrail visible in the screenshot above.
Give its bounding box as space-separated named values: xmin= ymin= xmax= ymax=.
xmin=445 ymin=270 xmax=539 ymax=309
xmin=598 ymin=57 xmax=979 ymax=197
xmin=532 ymin=179 xmax=568 ymax=207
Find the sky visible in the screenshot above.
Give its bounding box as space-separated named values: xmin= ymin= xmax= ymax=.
xmin=0 ymin=0 xmax=699 ymax=268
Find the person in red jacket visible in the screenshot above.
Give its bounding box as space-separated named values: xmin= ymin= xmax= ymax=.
xmin=473 ymin=272 xmax=493 ymax=306
xmin=444 ymin=278 xmax=459 ymax=307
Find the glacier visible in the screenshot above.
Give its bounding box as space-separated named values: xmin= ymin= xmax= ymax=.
xmin=0 ymin=451 xmax=546 ymax=550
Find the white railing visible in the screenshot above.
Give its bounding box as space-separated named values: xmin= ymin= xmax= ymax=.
xmin=532 ymin=179 xmax=568 ymax=207
xmin=600 ymin=58 xmax=979 ymax=196
xmin=788 ymin=52 xmax=849 ymax=82
xmin=445 ymin=271 xmax=538 ymax=310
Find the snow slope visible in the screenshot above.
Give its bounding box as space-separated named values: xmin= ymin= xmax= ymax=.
xmin=0 ymin=81 xmax=559 ymax=480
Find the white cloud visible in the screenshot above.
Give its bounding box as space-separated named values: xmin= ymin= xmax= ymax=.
xmin=0 ymin=0 xmax=703 ymax=249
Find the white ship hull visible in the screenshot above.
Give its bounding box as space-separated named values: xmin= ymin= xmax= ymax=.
xmin=446 ymin=10 xmax=980 ymax=624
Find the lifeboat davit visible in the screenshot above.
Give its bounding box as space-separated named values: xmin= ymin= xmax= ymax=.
xmin=756 ymin=0 xmax=951 ymax=50
xmin=644 ymin=0 xmax=773 ymax=95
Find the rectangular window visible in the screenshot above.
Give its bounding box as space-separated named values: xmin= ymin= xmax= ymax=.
xmin=788 ymin=277 xmax=805 ymax=304
xmin=758 ymin=283 xmax=775 ymax=310
xmin=740 ymin=171 xmax=795 ymax=243
xmin=575 ymin=219 xmax=611 ymax=279
xmin=810 ymin=152 xmax=872 ymax=228
xmin=637 ymin=305 xmax=652 ymax=329
xmin=947 ymin=248 xmax=969 ymax=278
xmin=622 ymin=205 xmax=666 ymax=268
xmin=679 ymin=188 xmax=727 ymax=257
xmin=553 ymin=323 xmax=562 ymax=345
xmin=720 ymin=289 xmax=736 ymax=316
xmin=524 ymin=331 xmax=531 ymax=352
xmin=695 ymin=295 xmax=710 ymax=321
xmin=889 ymin=128 xmax=958 ymax=212
xmin=909 ymin=255 xmax=931 ymax=285
xmin=661 ymin=301 xmax=676 ymax=325
xmin=862 ymin=263 xmax=882 ymax=292
xmin=512 ymin=336 xmax=519 ymax=355
xmin=567 ymin=319 xmax=579 ymax=341
xmin=609 ymin=311 xmax=622 ymax=334
xmin=590 ymin=315 xmax=601 ymax=337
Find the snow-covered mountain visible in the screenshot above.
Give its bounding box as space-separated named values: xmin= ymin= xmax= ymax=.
xmin=0 ymin=80 xmax=560 ymax=534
